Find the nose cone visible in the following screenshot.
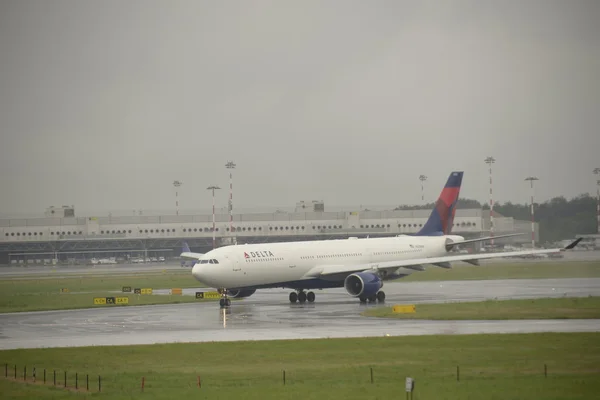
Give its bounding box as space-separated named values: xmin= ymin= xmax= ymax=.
xmin=192 ymin=263 xmax=203 ymax=282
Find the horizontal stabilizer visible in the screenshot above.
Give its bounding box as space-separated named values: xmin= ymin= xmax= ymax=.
xmin=446 ymin=233 xmax=523 ymax=250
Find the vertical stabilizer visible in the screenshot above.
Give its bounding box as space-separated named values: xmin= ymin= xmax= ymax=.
xmin=416 ymin=171 xmax=463 ymax=236
xmin=181 ymin=242 xmax=196 ymax=266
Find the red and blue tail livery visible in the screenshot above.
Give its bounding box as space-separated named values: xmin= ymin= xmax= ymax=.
xmin=416 ymin=171 xmax=463 ymax=236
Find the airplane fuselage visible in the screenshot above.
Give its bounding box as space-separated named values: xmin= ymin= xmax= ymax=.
xmin=192 ymin=235 xmax=464 ymax=290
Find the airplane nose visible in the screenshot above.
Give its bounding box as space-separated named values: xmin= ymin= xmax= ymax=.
xmin=192 ymin=263 xmax=203 ymax=281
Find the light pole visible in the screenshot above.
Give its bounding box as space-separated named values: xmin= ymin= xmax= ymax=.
xmin=594 ymin=168 xmax=600 ymax=234
xmin=173 ymin=180 xmax=182 ymax=216
xmin=419 ymin=175 xmax=427 ymax=204
xmin=207 ymin=185 xmax=221 ymax=249
xmin=226 ymin=161 xmax=236 ymax=239
xmin=597 ymin=179 xmax=600 ymax=235
xmin=484 ymin=156 xmax=495 ymax=246
xmin=524 ymin=176 xmax=539 ymax=248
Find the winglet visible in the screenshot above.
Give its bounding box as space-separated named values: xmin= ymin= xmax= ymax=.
xmin=562 ymin=238 xmax=582 ymax=251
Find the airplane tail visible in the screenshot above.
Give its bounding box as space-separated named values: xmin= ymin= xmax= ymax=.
xmin=416 ymin=171 xmax=463 ymax=236
xmin=181 ymin=242 xmax=193 ymax=266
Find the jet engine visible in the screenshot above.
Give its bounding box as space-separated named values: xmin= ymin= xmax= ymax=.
xmin=344 ymin=272 xmax=383 ymax=297
xmin=228 ymin=289 xmax=257 ymax=298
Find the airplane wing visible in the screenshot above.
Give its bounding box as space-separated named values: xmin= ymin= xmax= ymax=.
xmin=445 ymin=233 xmax=523 ymax=249
xmin=179 ymin=242 xmax=204 ymax=260
xmin=180 ymin=251 xmax=204 ymax=260
xmin=303 ymin=238 xmax=582 ymax=278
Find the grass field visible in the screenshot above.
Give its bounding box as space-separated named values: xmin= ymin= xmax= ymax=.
xmin=1 ymin=261 xmax=598 ymax=314
xmin=362 ymin=296 xmax=600 ymax=320
xmin=0 ymin=333 xmax=599 ymax=399
xmin=0 ymin=270 xmax=209 ymax=313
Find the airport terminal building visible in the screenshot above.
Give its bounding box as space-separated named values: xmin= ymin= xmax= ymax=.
xmin=0 ymin=204 xmax=539 ymax=265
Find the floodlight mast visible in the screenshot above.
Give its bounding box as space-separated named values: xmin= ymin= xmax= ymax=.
xmin=207 ymin=185 xmax=221 ymax=249
xmin=484 ymin=156 xmax=496 ymax=246
xmin=226 ymin=161 xmax=236 ymax=243
xmin=594 ymin=168 xmax=600 ymax=234
xmin=418 ymin=175 xmax=427 ymax=204
xmin=524 ymin=176 xmax=539 ymax=248
xmin=173 ymin=180 xmax=182 ymax=216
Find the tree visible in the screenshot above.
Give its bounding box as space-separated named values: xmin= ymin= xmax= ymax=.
xmin=396 ymin=194 xmax=597 ymax=243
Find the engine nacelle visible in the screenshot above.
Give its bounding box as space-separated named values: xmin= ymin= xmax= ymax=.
xmin=344 ymin=272 xmax=383 ymax=297
xmin=228 ymin=289 xmax=256 ymax=298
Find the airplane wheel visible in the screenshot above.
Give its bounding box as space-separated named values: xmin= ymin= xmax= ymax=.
xmin=298 ymin=291 xmax=307 ymax=303
xmin=376 ymin=291 xmax=386 ymax=303
xmin=368 ymin=295 xmax=377 ymax=303
xmin=307 ymin=291 xmax=315 ymax=303
xmin=289 ymin=292 xmax=298 ymax=303
xmin=359 ymin=296 xmax=367 ymax=304
xmin=219 ymin=298 xmax=225 ymax=307
xmin=225 ymin=298 xmax=231 ymax=307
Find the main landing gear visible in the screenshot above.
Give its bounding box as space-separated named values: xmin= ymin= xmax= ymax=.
xmin=218 ymin=288 xmax=231 ymax=308
xmin=289 ymin=290 xmax=316 ymax=303
xmin=359 ymin=290 xmax=386 ymax=304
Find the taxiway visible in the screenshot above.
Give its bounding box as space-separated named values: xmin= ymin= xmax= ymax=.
xmin=1 ymin=278 xmax=599 ymax=350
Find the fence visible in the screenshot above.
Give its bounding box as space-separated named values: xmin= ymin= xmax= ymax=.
xmin=3 ymin=363 xmax=101 ymax=393
xmin=2 ymin=362 xmax=558 ymax=395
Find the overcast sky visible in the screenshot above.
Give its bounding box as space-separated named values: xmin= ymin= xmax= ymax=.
xmin=1 ymin=0 xmax=599 ymax=216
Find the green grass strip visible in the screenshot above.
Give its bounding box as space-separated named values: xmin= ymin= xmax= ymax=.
xmin=0 ymin=333 xmax=598 ymax=399
xmin=362 ymin=296 xmax=600 ymax=320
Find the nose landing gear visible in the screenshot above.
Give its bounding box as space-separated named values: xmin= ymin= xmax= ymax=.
xmin=218 ymin=288 xmax=231 ymax=308
xmin=289 ymin=290 xmax=315 ymax=303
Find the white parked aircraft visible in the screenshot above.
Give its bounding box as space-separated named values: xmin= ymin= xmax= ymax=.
xmin=185 ymin=171 xmax=581 ymax=307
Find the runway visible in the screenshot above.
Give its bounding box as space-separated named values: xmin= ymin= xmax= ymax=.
xmin=1 ymin=278 xmax=599 ymax=350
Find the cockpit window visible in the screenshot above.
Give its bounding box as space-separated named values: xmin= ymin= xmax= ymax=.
xmin=213 ymin=259 xmax=219 ymax=264
xmin=200 ymin=260 xmax=209 ymax=264
xmin=209 ymin=259 xmax=214 ymax=264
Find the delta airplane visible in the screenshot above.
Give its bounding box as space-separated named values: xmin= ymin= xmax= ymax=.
xmin=184 ymin=171 xmax=581 ymax=307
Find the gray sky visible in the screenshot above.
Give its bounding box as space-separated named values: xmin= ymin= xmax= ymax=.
xmin=1 ymin=0 xmax=599 ymax=216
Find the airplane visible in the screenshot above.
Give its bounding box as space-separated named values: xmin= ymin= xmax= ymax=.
xmin=180 ymin=242 xmax=203 ymax=267
xmin=184 ymin=171 xmax=582 ymax=307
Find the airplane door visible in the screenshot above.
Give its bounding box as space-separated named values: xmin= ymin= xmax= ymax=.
xmin=230 ymin=254 xmax=242 ymax=272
